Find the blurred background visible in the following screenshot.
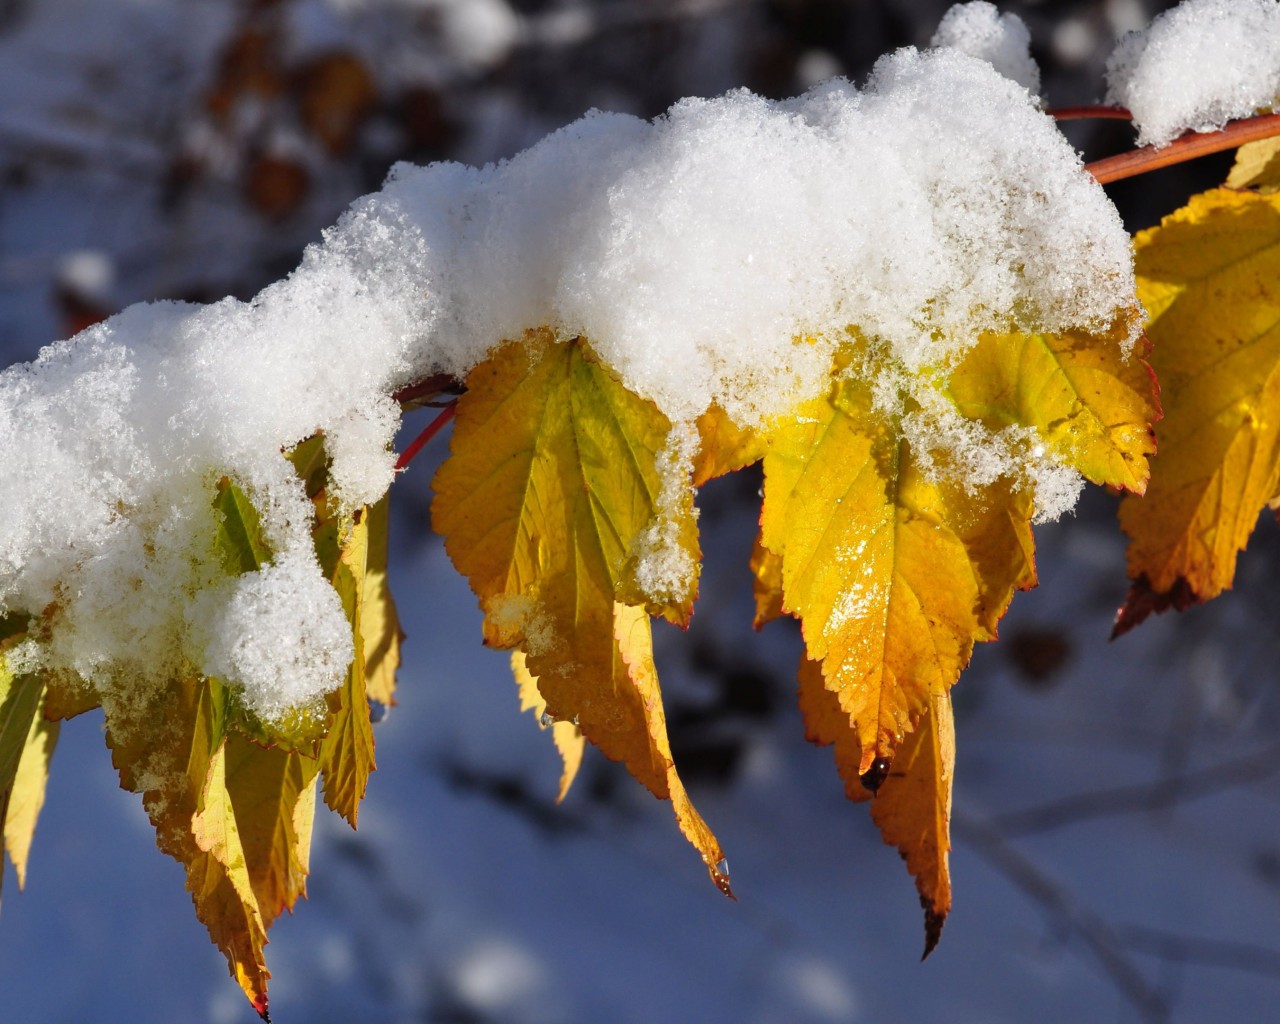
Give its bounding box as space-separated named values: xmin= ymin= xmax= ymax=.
xmin=3 ymin=2 xmax=1280 ymax=1022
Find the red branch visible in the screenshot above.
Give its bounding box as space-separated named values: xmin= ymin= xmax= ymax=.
xmin=1085 ymin=112 xmax=1280 ymax=184
xmin=395 ymin=402 xmax=457 ymax=472
xmin=391 ymin=373 xmax=459 ymax=408
xmin=1047 ymin=105 xmax=1132 ymax=121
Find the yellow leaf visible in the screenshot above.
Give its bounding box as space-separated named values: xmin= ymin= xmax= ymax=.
xmin=760 ymin=375 xmax=983 ymax=769
xmin=2 ymin=705 xmax=57 ymax=892
xmin=870 ymin=691 xmax=954 ymax=957
xmin=104 ymin=671 xmax=316 ymax=1017
xmin=0 ymin=665 xmax=57 ymax=895
xmin=748 ymin=533 xmax=785 ymax=630
xmin=946 ymin=325 xmax=1158 ymax=494
xmin=795 ymin=653 xmax=864 ymax=796
xmin=183 ymin=850 xmax=270 ymax=1017
xmin=286 ymin=436 xmax=388 ymax=822
xmin=222 ymin=733 xmax=319 ymax=927
xmin=512 ymin=651 xmax=584 ymax=803
xmin=1118 ymin=189 xmax=1280 ymax=629
xmin=798 ymin=655 xmax=953 ymax=956
xmin=188 ymin=734 xmax=318 ymax=1014
xmin=361 ymin=494 xmax=402 ymax=708
xmin=1227 ymin=136 xmax=1280 ymax=193
xmin=693 ymin=404 xmax=766 ymax=486
xmin=318 ymin=508 xmax=375 ymax=825
xmin=0 ymin=669 xmax=41 ymax=807
xmin=433 ymin=332 xmax=727 ymax=888
xmin=613 ymin=602 xmax=730 ymax=896
xmin=104 ymin=675 xmax=225 ymax=863
xmin=192 ymin=739 xmax=261 ymax=917
xmin=103 ymin=676 xmax=270 ymax=1009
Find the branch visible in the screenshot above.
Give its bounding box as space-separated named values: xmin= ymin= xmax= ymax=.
xmin=391 ymin=373 xmax=460 ymax=409
xmin=394 ymin=402 xmax=456 ymax=472
xmin=954 ymin=811 xmax=1169 ymax=1023
xmin=1116 ymin=922 xmax=1280 ymax=981
xmin=1048 ymin=105 xmax=1132 ymax=121
xmin=987 ymin=743 xmax=1280 ymax=838
xmin=1086 ymin=112 xmax=1280 ymax=184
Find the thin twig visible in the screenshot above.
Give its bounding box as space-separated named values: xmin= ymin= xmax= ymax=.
xmin=394 ymin=402 xmax=456 ymax=472
xmin=1086 ymin=112 xmax=1280 ymax=184
xmin=391 ymin=373 xmax=459 ymax=409
xmin=1048 ymin=105 xmax=1132 ymax=121
xmin=954 ymin=810 xmax=1169 ymax=1023
xmin=988 ymin=743 xmax=1280 ymax=838
xmin=1117 ymin=922 xmax=1280 ymax=980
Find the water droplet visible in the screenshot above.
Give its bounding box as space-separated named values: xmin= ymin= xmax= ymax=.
xmin=711 ymin=858 xmax=734 ymax=899
xmin=539 ymin=711 xmax=556 ymax=728
xmin=369 ymin=699 xmax=388 ymax=724
xmin=860 ymin=757 xmax=892 ymax=793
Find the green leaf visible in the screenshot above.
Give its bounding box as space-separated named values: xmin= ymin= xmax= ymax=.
xmin=214 ymin=478 xmax=274 ymax=576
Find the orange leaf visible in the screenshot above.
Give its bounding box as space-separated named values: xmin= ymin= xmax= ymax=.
xmin=1118 ymin=188 xmax=1280 ymax=630
xmin=748 ymin=533 xmax=785 ymax=630
xmin=513 ymin=651 xmax=584 ymax=803
xmin=432 ymin=331 xmax=727 ymax=889
xmin=105 ymin=674 xmax=317 ymax=1016
xmin=760 ymin=375 xmax=984 ymax=769
xmin=798 ymin=655 xmax=954 ymax=955
xmin=871 ymin=691 xmax=954 ymax=957
xmin=692 ymin=404 xmax=766 ymax=486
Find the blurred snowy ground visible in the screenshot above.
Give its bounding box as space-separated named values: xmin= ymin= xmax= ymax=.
xmin=3 ymin=2 xmax=1280 ymax=1022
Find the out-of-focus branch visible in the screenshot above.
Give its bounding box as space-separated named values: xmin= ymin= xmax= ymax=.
xmin=955 ymin=811 xmax=1169 ymax=1024
xmin=1116 ymin=922 xmax=1280 ymax=980
xmin=987 ymin=743 xmax=1280 ymax=838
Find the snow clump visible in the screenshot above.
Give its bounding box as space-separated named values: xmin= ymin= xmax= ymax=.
xmin=1106 ymin=0 xmax=1280 ymax=147
xmin=931 ymin=2 xmax=1041 ymax=96
xmin=0 ymin=45 xmax=1137 ymax=717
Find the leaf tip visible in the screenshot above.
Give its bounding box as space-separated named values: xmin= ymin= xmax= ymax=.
xmin=254 ymin=995 xmax=271 ymax=1022
xmin=709 ymin=857 xmax=736 ymax=901
xmin=1111 ymin=573 xmax=1200 ymax=638
xmin=920 ymin=900 xmax=947 ymax=960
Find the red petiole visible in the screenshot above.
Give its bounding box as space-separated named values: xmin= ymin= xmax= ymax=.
xmin=1048 ymin=105 xmax=1132 ymax=121
xmin=395 ymin=402 xmax=457 ymax=471
xmin=1083 ymin=111 xmax=1280 ymax=184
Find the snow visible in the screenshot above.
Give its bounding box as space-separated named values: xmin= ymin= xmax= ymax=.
xmin=5 ymin=4 xmax=1277 ymax=1023
xmin=1106 ymin=0 xmax=1280 ymax=147
xmin=0 ymin=205 xmax=431 ymax=716
xmin=931 ymin=2 xmax=1042 ymax=96
xmin=194 ymin=552 xmax=353 ymax=722
xmin=414 ymin=49 xmax=1131 ymax=426
xmin=0 ymin=38 xmax=1137 ymax=717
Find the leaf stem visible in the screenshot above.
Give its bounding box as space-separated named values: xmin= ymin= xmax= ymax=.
xmin=395 ymin=402 xmax=457 ymax=472
xmin=1085 ymin=112 xmax=1280 ymax=184
xmin=1047 ymin=105 xmax=1132 ymax=121
xmin=391 ymin=373 xmax=459 ymax=409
